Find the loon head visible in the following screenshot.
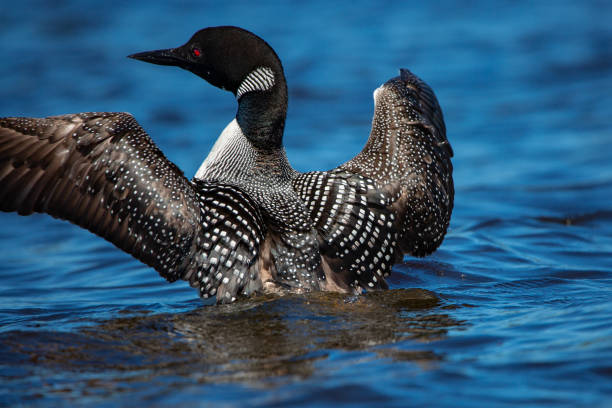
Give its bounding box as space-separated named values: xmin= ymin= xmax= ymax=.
xmin=129 ymin=26 xmax=288 ymax=147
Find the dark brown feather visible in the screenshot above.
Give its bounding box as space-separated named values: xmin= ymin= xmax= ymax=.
xmin=0 ymin=112 xmax=202 ymax=282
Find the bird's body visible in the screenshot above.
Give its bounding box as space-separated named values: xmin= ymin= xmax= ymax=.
xmin=0 ymin=26 xmax=453 ymax=303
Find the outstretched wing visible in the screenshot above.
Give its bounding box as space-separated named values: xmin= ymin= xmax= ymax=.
xmin=339 ymin=68 xmax=454 ymax=257
xmin=0 ymin=112 xmax=202 ymax=283
xmin=294 ymin=69 xmax=453 ymax=290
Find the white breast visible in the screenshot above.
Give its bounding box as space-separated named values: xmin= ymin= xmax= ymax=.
xmin=194 ymin=119 xmax=253 ymax=181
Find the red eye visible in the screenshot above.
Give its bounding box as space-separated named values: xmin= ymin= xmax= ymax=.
xmin=192 ymin=48 xmax=201 ymax=57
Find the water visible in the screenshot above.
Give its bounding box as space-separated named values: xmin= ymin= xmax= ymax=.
xmin=1 ymin=1 xmax=611 ymax=406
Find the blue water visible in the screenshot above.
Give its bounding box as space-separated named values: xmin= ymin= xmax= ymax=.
xmin=1 ymin=1 xmax=611 ymax=406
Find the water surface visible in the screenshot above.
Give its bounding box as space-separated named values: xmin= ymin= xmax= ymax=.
xmin=1 ymin=1 xmax=611 ymax=406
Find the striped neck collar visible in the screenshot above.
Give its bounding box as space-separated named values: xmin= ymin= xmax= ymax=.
xmin=236 ymin=67 xmax=275 ymax=99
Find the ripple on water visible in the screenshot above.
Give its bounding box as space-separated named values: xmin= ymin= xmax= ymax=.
xmin=0 ymin=290 xmax=465 ymax=404
xmin=1 ymin=1 xmax=612 ymax=407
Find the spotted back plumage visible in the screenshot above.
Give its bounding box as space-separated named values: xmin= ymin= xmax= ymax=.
xmin=257 ymin=188 xmax=323 ymax=292
xmin=187 ymin=180 xmax=265 ymax=302
xmin=293 ymin=171 xmax=400 ymax=291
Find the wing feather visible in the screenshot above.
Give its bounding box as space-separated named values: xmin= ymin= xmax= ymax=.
xmin=339 ymin=69 xmax=454 ymax=257
xmin=0 ymin=112 xmax=201 ymax=283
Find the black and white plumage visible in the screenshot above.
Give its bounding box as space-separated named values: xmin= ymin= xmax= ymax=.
xmin=340 ymin=69 xmax=454 ymax=258
xmin=0 ymin=26 xmax=453 ymax=303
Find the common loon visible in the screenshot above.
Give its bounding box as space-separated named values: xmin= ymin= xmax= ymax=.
xmin=0 ymin=26 xmax=453 ymax=304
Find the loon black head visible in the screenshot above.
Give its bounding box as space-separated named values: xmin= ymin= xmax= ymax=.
xmin=129 ymin=26 xmax=288 ymax=147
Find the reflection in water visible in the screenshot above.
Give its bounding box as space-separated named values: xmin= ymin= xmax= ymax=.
xmin=1 ymin=290 xmax=461 ymax=398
